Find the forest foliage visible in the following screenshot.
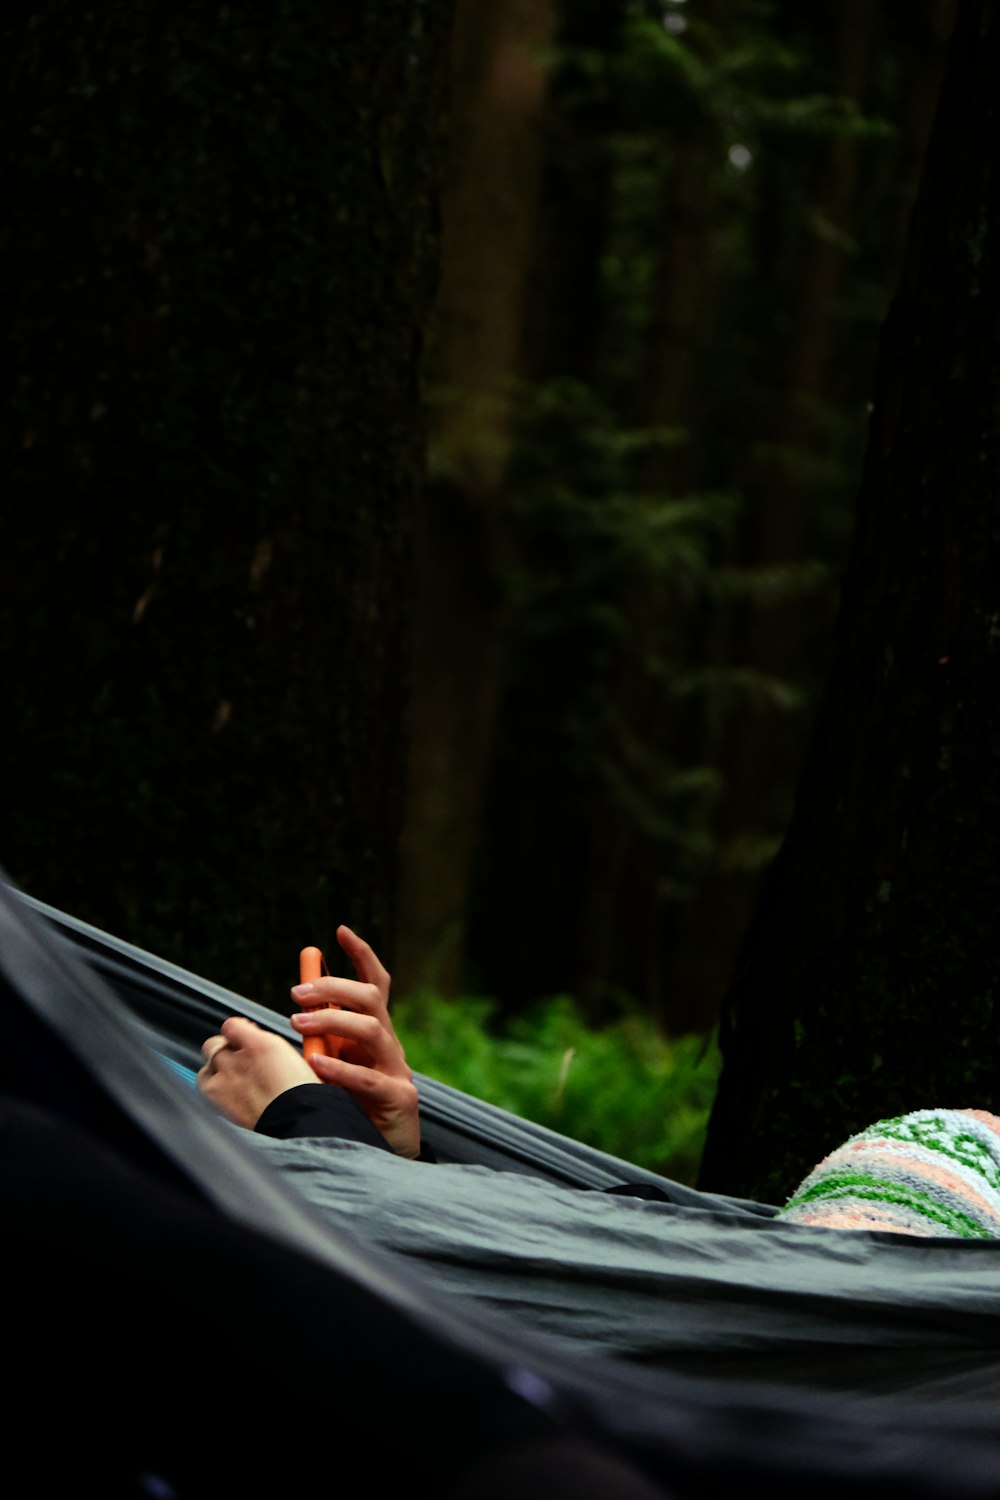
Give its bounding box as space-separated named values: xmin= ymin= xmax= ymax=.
xmin=397 ymin=0 xmax=949 ymax=1036
xmin=395 ymin=988 xmax=721 ymax=1183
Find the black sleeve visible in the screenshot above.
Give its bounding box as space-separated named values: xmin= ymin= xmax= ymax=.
xmin=254 ymin=1082 xmax=393 ymax=1148
xmin=253 ymin=1082 xmax=438 ymax=1161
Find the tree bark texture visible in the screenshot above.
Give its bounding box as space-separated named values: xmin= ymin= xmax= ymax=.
xmin=0 ymin=0 xmax=452 ymax=1005
xmin=698 ymin=0 xmax=1000 ymax=1203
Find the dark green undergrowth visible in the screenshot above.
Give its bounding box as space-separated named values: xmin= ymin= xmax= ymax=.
xmin=394 ymin=991 xmax=720 ymax=1185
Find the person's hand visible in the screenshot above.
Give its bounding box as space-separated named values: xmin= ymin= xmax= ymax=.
xmin=198 ymin=1019 xmax=314 ymax=1130
xmin=289 ymin=924 xmax=421 ymax=1160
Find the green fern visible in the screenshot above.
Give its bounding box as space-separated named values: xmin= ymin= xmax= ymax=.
xmin=395 ymin=990 xmax=719 ymax=1185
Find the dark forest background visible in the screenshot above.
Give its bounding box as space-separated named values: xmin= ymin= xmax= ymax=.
xmin=7 ymin=0 xmax=995 ymax=1200
xmin=399 ymin=0 xmax=951 ymax=1040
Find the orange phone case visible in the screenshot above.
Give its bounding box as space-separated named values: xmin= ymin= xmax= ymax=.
xmin=299 ymin=946 xmax=342 ymax=1064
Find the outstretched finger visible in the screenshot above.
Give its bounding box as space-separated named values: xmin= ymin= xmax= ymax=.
xmin=336 ymin=925 xmax=390 ymax=996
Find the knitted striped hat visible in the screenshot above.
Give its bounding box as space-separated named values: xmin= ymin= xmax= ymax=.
xmin=777 ymin=1108 xmax=1000 ymax=1238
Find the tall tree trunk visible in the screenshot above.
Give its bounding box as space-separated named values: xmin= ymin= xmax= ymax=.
xmin=698 ymin=0 xmax=1000 ymax=1203
xmin=461 ymin=0 xmax=629 ymax=1010
xmin=0 ymin=0 xmax=452 ymax=1006
xmin=393 ymin=0 xmax=557 ymax=996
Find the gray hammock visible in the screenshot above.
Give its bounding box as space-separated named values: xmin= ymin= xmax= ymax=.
xmin=4 ymin=876 xmax=1000 ymax=1498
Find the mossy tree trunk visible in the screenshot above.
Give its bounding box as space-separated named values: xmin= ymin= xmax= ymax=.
xmin=0 ymin=1 xmax=452 ymax=1006
xmin=698 ymin=0 xmax=1000 ymax=1204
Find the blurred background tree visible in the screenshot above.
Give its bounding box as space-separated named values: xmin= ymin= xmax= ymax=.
xmin=396 ymin=0 xmax=954 ymax=1045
